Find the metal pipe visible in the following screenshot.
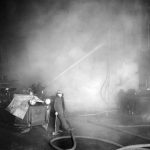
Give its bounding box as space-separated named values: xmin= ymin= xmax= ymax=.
xmin=52 ymin=112 xmax=59 ymax=136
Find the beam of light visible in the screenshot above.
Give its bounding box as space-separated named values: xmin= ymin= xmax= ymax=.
xmin=51 ymin=43 xmax=105 ymax=83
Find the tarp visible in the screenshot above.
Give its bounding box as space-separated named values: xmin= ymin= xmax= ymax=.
xmin=6 ymin=94 xmax=31 ymax=119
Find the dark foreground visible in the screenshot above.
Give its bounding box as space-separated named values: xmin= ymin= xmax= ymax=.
xmin=1 ymin=107 xmax=150 ymax=150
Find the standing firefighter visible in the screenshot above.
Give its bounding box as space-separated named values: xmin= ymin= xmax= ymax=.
xmin=126 ymin=89 xmax=137 ymax=116
xmin=53 ymin=90 xmax=71 ymax=134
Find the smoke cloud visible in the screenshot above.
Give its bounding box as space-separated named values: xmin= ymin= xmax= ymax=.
xmin=8 ymin=0 xmax=146 ymax=112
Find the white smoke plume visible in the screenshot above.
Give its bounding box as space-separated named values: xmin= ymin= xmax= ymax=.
xmin=8 ymin=0 xmax=146 ymax=112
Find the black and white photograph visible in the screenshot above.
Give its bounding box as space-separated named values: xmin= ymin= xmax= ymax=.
xmin=0 ymin=0 xmax=150 ymax=150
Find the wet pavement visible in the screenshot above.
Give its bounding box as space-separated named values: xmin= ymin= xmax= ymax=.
xmin=1 ymin=107 xmax=150 ymax=150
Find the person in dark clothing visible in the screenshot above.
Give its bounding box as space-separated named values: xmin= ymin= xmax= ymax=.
xmin=126 ymin=89 xmax=137 ymax=116
xmin=118 ymin=89 xmax=126 ymax=113
xmin=53 ymin=90 xmax=71 ymax=134
xmin=118 ymin=89 xmax=137 ymax=116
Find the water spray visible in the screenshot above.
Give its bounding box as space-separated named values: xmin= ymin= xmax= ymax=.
xmin=51 ymin=43 xmax=105 ymax=83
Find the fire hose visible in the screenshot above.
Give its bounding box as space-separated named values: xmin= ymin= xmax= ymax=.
xmin=50 ymin=131 xmax=76 ymax=150
xmin=116 ymin=144 xmax=150 ymax=150
xmin=51 ymin=112 xmax=76 ymax=150
xmin=50 ymin=112 xmax=150 ymax=150
xmin=87 ymin=120 xmax=150 ymax=149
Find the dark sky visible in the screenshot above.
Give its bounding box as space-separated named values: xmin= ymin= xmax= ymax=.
xmin=0 ymin=0 xmax=65 ymax=61
xmin=0 ymin=0 xmax=149 ymax=51
xmin=0 ymin=0 xmax=149 ymax=41
xmin=0 ymin=0 xmax=149 ymax=74
xmin=0 ymin=0 xmax=149 ymax=72
xmin=0 ymin=0 xmax=50 ymax=49
xmin=0 ymin=0 xmax=83 ymax=60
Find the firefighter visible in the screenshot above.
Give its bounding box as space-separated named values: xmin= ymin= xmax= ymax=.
xmin=126 ymin=89 xmax=137 ymax=116
xmin=53 ymin=90 xmax=71 ymax=134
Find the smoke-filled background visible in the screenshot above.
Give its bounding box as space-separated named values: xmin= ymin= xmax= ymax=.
xmin=1 ymin=0 xmax=148 ymax=112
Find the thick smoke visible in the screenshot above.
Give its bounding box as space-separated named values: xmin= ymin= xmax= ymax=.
xmin=8 ymin=0 xmax=146 ymax=112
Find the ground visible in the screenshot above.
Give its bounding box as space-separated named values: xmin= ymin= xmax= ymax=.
xmin=1 ymin=105 xmax=150 ymax=150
